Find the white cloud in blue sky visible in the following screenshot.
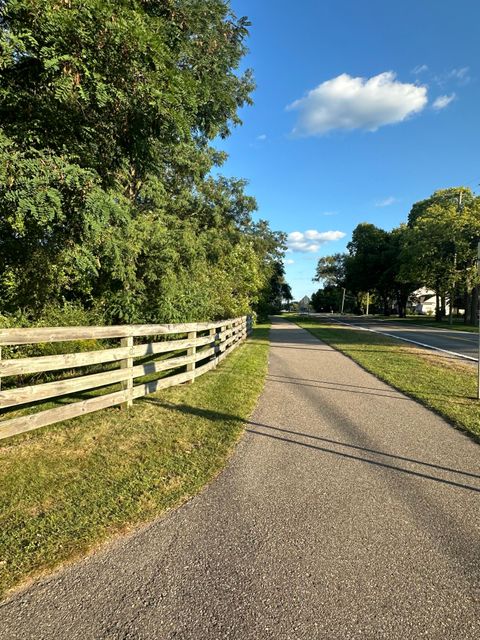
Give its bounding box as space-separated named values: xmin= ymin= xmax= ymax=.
xmin=375 ymin=196 xmax=397 ymax=207
xmin=287 ymin=229 xmax=346 ymax=253
xmin=412 ymin=64 xmax=429 ymax=75
xmin=287 ymin=72 xmax=428 ymax=136
xmin=256 ymin=133 xmax=267 ymax=141
xmin=432 ymin=93 xmax=456 ymax=110
xmin=435 ymin=67 xmax=471 ymax=87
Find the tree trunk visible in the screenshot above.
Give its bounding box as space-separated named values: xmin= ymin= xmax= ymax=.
xmin=397 ymin=289 xmax=408 ymax=318
xmin=469 ymin=286 xmax=478 ymax=326
xmin=440 ymin=295 xmax=446 ymax=319
xmin=435 ymin=291 xmax=441 ymax=322
xmin=383 ymin=296 xmax=390 ymax=316
xmin=464 ymin=291 xmax=472 ymax=324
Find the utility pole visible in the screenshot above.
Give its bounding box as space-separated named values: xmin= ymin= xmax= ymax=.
xmin=450 ymin=190 xmax=463 ymax=325
xmin=341 ymin=287 xmax=346 ymax=314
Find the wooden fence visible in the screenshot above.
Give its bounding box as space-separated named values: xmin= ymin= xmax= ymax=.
xmin=0 ymin=315 xmax=253 ymax=441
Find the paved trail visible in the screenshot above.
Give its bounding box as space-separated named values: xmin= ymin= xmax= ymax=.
xmin=1 ymin=320 xmax=479 ymax=639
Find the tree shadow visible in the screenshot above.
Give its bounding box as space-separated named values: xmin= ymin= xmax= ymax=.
xmin=139 ymin=399 xmax=480 ymax=490
xmin=265 ymin=376 xmax=409 ymax=401
xmin=265 ymin=374 xmax=471 ymax=402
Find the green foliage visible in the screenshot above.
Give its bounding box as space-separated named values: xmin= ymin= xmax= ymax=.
xmin=401 ymin=188 xmax=480 ymax=321
xmin=311 ymin=286 xmax=342 ymax=312
xmin=402 ymin=188 xmax=480 ymax=294
xmin=315 ymin=187 xmax=480 ymax=320
xmin=0 ymin=1 xmax=286 ymax=323
xmin=314 ymin=253 xmax=346 ymax=287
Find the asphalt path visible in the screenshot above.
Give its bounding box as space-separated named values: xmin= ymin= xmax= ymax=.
xmin=1 ymin=319 xmax=479 ymax=639
xmin=330 ymin=315 xmax=479 ymax=363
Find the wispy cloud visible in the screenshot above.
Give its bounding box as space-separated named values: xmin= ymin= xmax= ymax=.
xmin=287 ymin=72 xmax=428 ymax=136
xmin=285 ymin=258 xmax=295 ymax=265
xmin=375 ymin=196 xmax=397 ymax=207
xmin=435 ymin=67 xmax=471 ymax=87
xmin=256 ymin=133 xmax=267 ymax=141
xmin=322 ymin=211 xmax=338 ymax=216
xmin=287 ymin=229 xmax=345 ymax=253
xmin=412 ymin=64 xmax=429 ymax=75
xmin=433 ymin=93 xmax=456 ymax=110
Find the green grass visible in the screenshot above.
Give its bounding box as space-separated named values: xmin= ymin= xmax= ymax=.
xmin=0 ymin=326 xmax=269 ymax=598
xmin=372 ymin=315 xmax=478 ymax=332
xmin=290 ymin=315 xmax=480 ymax=440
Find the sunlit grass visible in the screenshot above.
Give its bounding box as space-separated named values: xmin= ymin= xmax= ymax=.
xmin=373 ymin=315 xmax=478 ymax=333
xmin=291 ymin=316 xmax=480 ymax=440
xmin=0 ymin=326 xmax=270 ymax=598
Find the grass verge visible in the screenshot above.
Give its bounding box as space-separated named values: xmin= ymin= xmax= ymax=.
xmin=372 ymin=315 xmax=478 ymax=332
xmin=0 ymin=326 xmax=269 ymax=599
xmin=290 ymin=315 xmax=480 ymax=440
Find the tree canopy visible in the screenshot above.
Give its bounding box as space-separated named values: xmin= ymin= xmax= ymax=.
xmin=313 ymin=187 xmax=480 ymax=321
xmin=0 ymin=0 xmax=286 ymax=323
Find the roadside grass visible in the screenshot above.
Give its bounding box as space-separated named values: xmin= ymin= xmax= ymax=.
xmin=290 ymin=315 xmax=480 ymax=440
xmin=0 ymin=326 xmax=269 ymax=599
xmin=372 ymin=315 xmax=478 ymax=333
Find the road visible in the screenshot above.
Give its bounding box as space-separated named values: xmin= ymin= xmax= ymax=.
xmin=331 ymin=315 xmax=479 ymax=362
xmin=1 ymin=319 xmax=479 ymax=639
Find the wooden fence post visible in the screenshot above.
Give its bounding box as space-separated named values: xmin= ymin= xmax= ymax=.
xmin=209 ymin=327 xmax=218 ymax=367
xmin=120 ymin=336 xmax=133 ymax=408
xmin=186 ymin=330 xmax=197 ymax=382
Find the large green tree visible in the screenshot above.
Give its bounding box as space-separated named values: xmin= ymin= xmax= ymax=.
xmin=402 ymin=188 xmax=480 ymax=322
xmin=0 ymin=0 xmax=285 ymax=322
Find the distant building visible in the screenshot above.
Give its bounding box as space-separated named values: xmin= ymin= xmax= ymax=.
xmin=410 ymin=288 xmax=453 ymax=315
xmin=298 ymin=295 xmax=311 ymax=313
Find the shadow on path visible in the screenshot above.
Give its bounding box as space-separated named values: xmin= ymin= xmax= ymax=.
xmin=140 ymin=399 xmax=480 ymax=491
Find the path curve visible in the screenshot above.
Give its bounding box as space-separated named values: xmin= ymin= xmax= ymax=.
xmin=1 ymin=319 xmax=479 ymax=639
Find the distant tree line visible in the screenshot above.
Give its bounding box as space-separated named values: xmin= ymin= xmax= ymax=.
xmin=312 ymin=187 xmax=480 ymax=323
xmin=0 ymin=0 xmax=287 ymax=327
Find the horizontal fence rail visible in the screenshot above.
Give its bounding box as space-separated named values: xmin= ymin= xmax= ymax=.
xmin=0 ymin=316 xmax=253 ymax=440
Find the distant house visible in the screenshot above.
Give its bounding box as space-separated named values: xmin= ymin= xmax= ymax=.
xmin=410 ymin=288 xmax=451 ymax=315
xmin=298 ymin=295 xmax=311 ymax=313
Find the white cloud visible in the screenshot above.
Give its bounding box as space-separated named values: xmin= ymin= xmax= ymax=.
xmin=256 ymin=133 xmax=267 ymax=141
xmin=375 ymin=196 xmax=396 ymax=207
xmin=287 ymin=229 xmax=345 ymax=253
xmin=412 ymin=64 xmax=429 ymax=75
xmin=433 ymin=93 xmax=456 ymax=110
xmin=435 ymin=67 xmax=471 ymax=87
xmin=322 ymin=211 xmax=337 ymax=216
xmin=285 ymin=258 xmax=295 ymax=265
xmin=287 ymin=72 xmax=428 ymax=136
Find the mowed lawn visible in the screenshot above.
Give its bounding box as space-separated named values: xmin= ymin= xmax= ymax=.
xmin=291 ymin=315 xmax=480 ymax=440
xmin=0 ymin=326 xmax=269 ymax=598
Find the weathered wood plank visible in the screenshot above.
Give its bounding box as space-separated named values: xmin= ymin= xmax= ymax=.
xmin=0 ymin=389 xmax=130 ymax=440
xmin=0 ymin=367 xmax=132 ymax=410
xmin=132 ymin=369 xmax=195 ymax=399
xmin=132 ymin=354 xmax=195 ymax=378
xmin=0 ymin=319 xmax=237 ymax=346
xmin=120 ymin=336 xmax=133 ymax=409
xmin=186 ymin=330 xmax=196 ymax=384
xmin=0 ymin=335 xmax=213 ymax=377
xmin=0 ymin=347 xmax=218 ymax=409
xmin=0 ymin=315 xmax=249 ymax=440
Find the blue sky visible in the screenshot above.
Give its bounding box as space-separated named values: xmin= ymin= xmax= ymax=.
xmin=218 ymin=0 xmax=480 ymax=299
